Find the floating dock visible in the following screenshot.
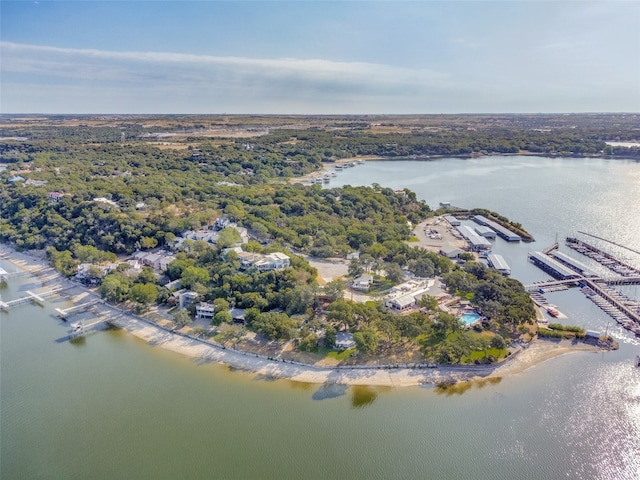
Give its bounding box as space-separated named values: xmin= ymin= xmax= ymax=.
xmin=528 ymin=252 xmax=581 ymax=280
xmin=487 ymin=253 xmax=511 ymax=275
xmin=473 ymin=215 xmax=521 ymax=242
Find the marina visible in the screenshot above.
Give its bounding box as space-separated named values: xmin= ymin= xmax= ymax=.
xmin=526 ymin=237 xmax=640 ymax=335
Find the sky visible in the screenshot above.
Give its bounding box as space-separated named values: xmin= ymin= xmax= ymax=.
xmin=1 ymin=1 xmax=639 ymax=114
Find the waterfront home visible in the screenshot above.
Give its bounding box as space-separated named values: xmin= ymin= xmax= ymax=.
xmin=335 ymin=332 xmax=356 ymax=350
xmin=352 ymin=274 xmax=374 ymax=291
xmin=179 ymin=290 xmax=199 ymax=309
xmin=230 ymin=308 xmax=246 ymax=324
xmin=196 ymin=302 xmax=215 ymax=319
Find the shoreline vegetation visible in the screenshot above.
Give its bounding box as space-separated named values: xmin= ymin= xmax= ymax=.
xmin=1 ymin=243 xmax=604 ymax=388
xmin=2 ymin=115 xmax=629 ymax=387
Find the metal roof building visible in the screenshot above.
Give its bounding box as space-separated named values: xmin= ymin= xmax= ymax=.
xmin=444 ymin=215 xmax=461 ymax=226
xmin=456 ymin=226 xmax=492 ymax=251
xmin=474 ymin=225 xmax=497 ymax=239
xmin=487 ymin=254 xmax=511 ymax=275
xmin=473 ymin=215 xmax=521 ymax=242
xmin=528 ymin=251 xmax=580 ymax=280
xmin=550 ymin=251 xmax=598 ymax=277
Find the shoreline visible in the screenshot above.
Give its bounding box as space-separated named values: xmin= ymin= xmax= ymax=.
xmin=0 ymin=242 xmax=603 ymax=388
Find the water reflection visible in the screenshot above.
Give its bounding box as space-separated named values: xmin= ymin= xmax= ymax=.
xmin=435 ymin=376 xmax=502 ymax=396
xmin=312 ymin=383 xmax=348 ymax=400
xmin=350 ymin=386 xmax=378 ymax=408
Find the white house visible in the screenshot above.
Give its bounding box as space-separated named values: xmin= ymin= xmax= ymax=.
xmin=352 ymin=274 xmax=374 ymax=291
xmin=254 ymin=252 xmax=290 ymax=271
xmin=238 ymin=252 xmax=290 ymax=271
xmin=196 ymin=302 xmax=215 ymax=319
xmin=386 ymin=294 xmax=416 ymax=312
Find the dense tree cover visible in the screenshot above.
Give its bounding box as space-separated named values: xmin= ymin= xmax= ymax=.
xmin=442 ymin=262 xmax=536 ymax=329
xmin=0 ymin=116 xmax=564 ymax=363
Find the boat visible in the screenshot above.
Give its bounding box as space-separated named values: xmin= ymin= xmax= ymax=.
xmin=546 ymin=306 xmax=559 ymax=317
xmin=636 ymin=355 xmax=640 ymax=367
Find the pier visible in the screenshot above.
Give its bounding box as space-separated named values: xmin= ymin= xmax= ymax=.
xmin=68 ymin=316 xmax=110 ymax=338
xmin=527 ymin=240 xmax=640 ymax=335
xmin=56 ymin=298 xmax=103 ymax=319
xmin=0 ymin=287 xmax=62 ymax=311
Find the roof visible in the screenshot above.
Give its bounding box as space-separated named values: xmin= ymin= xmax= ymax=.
xmin=487 ymin=254 xmax=510 ymax=271
xmin=390 ymin=294 xmax=416 ymax=308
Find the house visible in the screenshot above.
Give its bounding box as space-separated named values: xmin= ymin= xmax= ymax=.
xmin=254 ymin=252 xmax=290 ymax=271
xmin=352 ymin=274 xmax=374 ymax=291
xmin=25 ymin=179 xmax=47 ymax=187
xmin=335 ymin=332 xmax=356 ymax=350
xmin=48 ymin=191 xmax=65 ymax=202
xmin=196 ymin=302 xmax=215 ymax=319
xmin=230 ymin=308 xmax=246 ymax=324
xmin=214 ymin=216 xmax=231 ymax=231
xmin=7 ymin=175 xmax=25 ymax=183
xmin=179 ymin=291 xmax=199 ymax=309
xmin=93 ymin=197 xmax=119 ymax=208
xmin=132 ymin=250 xmax=176 ymax=271
xmin=238 ymin=251 xmax=290 ymax=271
xmin=346 ymin=251 xmax=360 ymax=260
xmin=386 ymin=294 xmax=416 ymax=312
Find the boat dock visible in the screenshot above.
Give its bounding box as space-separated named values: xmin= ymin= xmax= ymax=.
xmin=566 ymin=237 xmax=640 ymax=276
xmin=68 ymin=315 xmax=111 ymax=338
xmin=0 ymin=287 xmax=62 ymax=311
xmin=56 ymin=298 xmax=103 ymax=319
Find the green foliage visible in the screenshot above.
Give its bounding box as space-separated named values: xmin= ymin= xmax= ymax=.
xmin=252 ymin=312 xmax=301 ymax=341
xmin=173 ymin=308 xmax=192 ymax=327
xmin=129 ymin=283 xmax=158 ymax=307
xmin=99 ymin=272 xmax=132 ymax=303
xmin=323 ymin=324 xmax=337 ymax=348
xmin=353 ymin=327 xmax=379 ymax=354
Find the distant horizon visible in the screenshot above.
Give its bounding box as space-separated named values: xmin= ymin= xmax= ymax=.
xmin=2 ymin=112 xmax=638 ymax=117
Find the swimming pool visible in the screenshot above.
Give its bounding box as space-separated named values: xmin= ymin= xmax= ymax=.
xmin=460 ymin=312 xmax=482 ymax=325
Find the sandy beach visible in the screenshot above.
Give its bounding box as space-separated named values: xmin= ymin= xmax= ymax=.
xmin=1 ymin=243 xmax=603 ymax=387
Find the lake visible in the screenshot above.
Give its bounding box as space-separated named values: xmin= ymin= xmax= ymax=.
xmin=2 ymin=156 xmax=639 ymax=479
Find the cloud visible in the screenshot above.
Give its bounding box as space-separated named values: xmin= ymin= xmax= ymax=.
xmin=1 ymin=41 xmax=637 ymax=114
xmin=0 ymin=42 xmax=450 ymax=97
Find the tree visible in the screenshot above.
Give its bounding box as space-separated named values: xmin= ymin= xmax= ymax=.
xmin=181 ymin=266 xmax=210 ymax=289
xmin=47 ymin=247 xmax=78 ymax=276
xmin=130 ymin=283 xmax=158 ymax=308
xmin=99 ymin=272 xmax=131 ymax=303
xmin=353 ymin=327 xmax=379 ymax=354
xmin=173 ymin=308 xmax=192 ymax=327
xmin=136 ymin=266 xmax=157 ymax=284
xmin=407 ymin=257 xmax=435 ymax=278
xmin=348 ymin=258 xmax=364 ymax=278
xmin=323 ymin=279 xmax=345 ymax=302
xmin=217 ymin=227 xmax=241 ymax=248
xmin=490 ymin=334 xmax=506 ymax=350
xmin=417 ymin=295 xmax=438 ymax=311
xmin=383 ymin=262 xmax=404 ymax=284
xmin=324 ymin=324 xmax=337 ymax=348
xmin=140 ymin=236 xmax=158 ymax=250
xmin=213 ymin=310 xmax=232 ymax=326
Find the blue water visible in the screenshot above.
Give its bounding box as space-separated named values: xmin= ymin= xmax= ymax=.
xmin=460 ymin=312 xmax=482 ymax=325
